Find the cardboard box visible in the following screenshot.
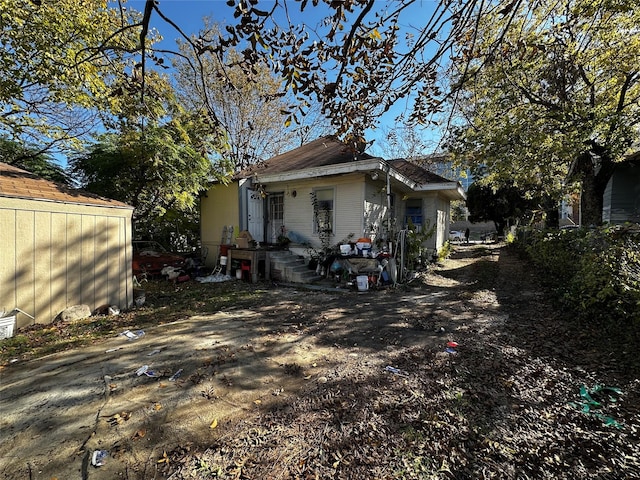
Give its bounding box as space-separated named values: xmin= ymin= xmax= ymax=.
xmin=235 ymin=230 xmax=253 ymax=249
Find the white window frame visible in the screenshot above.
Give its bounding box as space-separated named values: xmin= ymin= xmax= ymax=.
xmin=312 ymin=187 xmax=335 ymax=235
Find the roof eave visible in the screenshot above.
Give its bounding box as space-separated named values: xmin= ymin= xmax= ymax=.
xmin=255 ymin=158 xmax=388 ymax=184
xmin=0 ymin=193 xmax=134 ymax=209
xmin=414 ymin=182 xmax=467 ymax=200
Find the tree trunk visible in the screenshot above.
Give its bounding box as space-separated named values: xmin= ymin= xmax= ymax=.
xmin=580 ymin=174 xmax=606 ymax=226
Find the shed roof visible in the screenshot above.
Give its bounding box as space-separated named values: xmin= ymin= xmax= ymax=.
xmin=0 ymin=162 xmax=132 ymax=209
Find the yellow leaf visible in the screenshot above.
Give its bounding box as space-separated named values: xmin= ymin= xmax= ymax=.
xmin=210 ymin=418 xmax=218 ymax=429
xmin=253 ymin=399 xmax=261 ymax=405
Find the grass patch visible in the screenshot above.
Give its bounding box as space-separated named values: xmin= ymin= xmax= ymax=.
xmin=0 ymin=279 xmax=265 ymax=365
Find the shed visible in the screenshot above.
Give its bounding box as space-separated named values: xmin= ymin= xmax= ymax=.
xmin=0 ymin=162 xmax=134 ymax=328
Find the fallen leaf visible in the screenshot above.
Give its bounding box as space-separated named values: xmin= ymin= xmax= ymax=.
xmin=210 ymin=418 xmax=218 ymax=429
xmin=132 ymin=429 xmax=146 ymax=440
xmin=153 ymin=403 xmax=162 ymax=411
xmin=157 ymin=451 xmax=169 ymax=464
xmin=253 ymin=399 xmax=261 ymax=405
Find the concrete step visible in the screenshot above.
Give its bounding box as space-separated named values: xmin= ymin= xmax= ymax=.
xmin=269 ymin=250 xmax=322 ymax=284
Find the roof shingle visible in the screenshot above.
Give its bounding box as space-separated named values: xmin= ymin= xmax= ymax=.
xmin=236 ymin=135 xmax=374 ymax=178
xmin=0 ymin=162 xmax=132 ymax=208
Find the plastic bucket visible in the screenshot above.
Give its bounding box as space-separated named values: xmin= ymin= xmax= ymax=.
xmin=220 ymin=255 xmax=228 ymax=266
xmin=236 ymin=269 xmax=243 ymax=280
xmin=356 ymin=275 xmax=369 ymax=291
xmin=0 ymin=315 xmax=16 ymax=339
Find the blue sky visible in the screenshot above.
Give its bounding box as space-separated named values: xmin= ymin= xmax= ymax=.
xmin=124 ymin=0 xmax=445 ymax=156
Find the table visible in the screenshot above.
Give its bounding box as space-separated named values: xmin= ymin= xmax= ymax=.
xmin=226 ymin=248 xmax=270 ymax=283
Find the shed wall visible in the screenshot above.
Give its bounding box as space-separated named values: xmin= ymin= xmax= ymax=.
xmin=0 ymin=197 xmax=133 ymax=327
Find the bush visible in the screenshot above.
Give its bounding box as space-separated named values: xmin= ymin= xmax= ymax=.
xmin=515 ymin=224 xmax=640 ymax=327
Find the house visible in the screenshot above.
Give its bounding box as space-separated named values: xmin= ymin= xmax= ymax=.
xmin=563 ymin=152 xmax=640 ymax=225
xmin=603 ymin=154 xmax=640 ymax=224
xmin=201 ymin=136 xmax=465 ymax=273
xmin=0 ymin=162 xmax=134 ymax=328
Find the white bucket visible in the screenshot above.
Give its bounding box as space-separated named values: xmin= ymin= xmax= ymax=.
xmin=220 ymin=255 xmax=228 ymax=266
xmin=0 ymin=315 xmax=16 ymax=339
xmin=236 ymin=269 xmax=243 ymax=280
xmin=356 ymin=275 xmax=369 ymax=291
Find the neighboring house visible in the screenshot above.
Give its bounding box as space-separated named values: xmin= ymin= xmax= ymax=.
xmin=564 ymin=152 xmax=640 ymax=225
xmin=201 ymin=136 xmax=465 ymax=267
xmin=0 ymin=162 xmax=134 ymax=328
xmin=603 ymin=154 xmax=640 ymax=224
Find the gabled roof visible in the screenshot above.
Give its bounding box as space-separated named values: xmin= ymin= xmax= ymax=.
xmin=237 ymin=135 xmax=374 ymax=179
xmin=230 ymin=135 xmax=465 ymax=200
xmin=0 ymin=162 xmax=132 ymax=209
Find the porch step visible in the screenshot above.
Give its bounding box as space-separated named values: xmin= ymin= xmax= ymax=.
xmin=269 ymin=250 xmax=322 ymax=284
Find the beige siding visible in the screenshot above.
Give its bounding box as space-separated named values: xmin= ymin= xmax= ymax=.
xmin=200 ymin=183 xmax=240 ymax=267
xmin=265 ymin=173 xmax=368 ymax=249
xmin=422 ymin=194 xmax=450 ymax=252
xmin=34 ymin=211 xmax=53 ymax=321
xmin=0 ymin=197 xmax=132 ymax=327
xmin=80 ymin=215 xmax=96 ymax=307
xmin=364 ymin=179 xmax=390 ymax=242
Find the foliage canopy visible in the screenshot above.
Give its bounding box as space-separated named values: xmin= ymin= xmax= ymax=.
xmin=0 ymin=0 xmax=145 ymax=153
xmin=445 ymin=0 xmax=640 ymax=225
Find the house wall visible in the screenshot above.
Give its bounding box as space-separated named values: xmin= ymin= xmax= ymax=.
xmin=0 ymin=197 xmax=133 ymax=327
xmin=364 ymin=179 xmax=392 ymax=242
xmin=603 ymin=163 xmax=640 ymax=224
xmin=395 ymin=193 xmax=450 ymax=255
xmin=265 ymin=173 xmax=368 ymax=250
xmin=426 ymin=194 xmax=451 ymax=253
xmin=200 ymin=182 xmax=240 ymax=267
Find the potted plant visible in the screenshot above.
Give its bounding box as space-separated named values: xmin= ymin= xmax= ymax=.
xmin=277 ymin=225 xmax=291 ymax=248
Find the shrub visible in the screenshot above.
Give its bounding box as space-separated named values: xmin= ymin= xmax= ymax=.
xmin=516 ymin=224 xmax=640 ymax=327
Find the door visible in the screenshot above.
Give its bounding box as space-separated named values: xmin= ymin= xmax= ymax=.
xmin=268 ymin=193 xmax=284 ymax=243
xmin=247 ymin=189 xmax=264 ymax=242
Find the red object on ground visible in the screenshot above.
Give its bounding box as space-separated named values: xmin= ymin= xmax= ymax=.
xmin=447 ymin=341 xmax=459 ymax=348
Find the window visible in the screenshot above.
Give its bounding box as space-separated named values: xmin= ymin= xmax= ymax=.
xmin=269 ymin=194 xmax=284 ymax=221
xmin=312 ymin=188 xmax=334 ymax=235
xmin=405 ymin=199 xmax=422 ymax=229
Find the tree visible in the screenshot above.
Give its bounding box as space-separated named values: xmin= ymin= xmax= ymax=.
xmin=0 ymin=137 xmax=70 ymax=184
xmin=466 ymin=182 xmax=538 ymax=235
xmin=0 ymin=0 xmax=144 ymax=154
xmin=172 ymin=21 xmax=329 ymax=170
xmin=445 ymin=0 xmax=640 ymax=225
xmin=69 ymin=70 xmax=225 ymax=243
xmin=132 ymin=0 xmax=513 ymax=151
xmin=69 ymin=123 xmax=214 ymax=244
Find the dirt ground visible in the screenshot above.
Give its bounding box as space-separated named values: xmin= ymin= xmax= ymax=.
xmin=1 ymin=243 xmax=639 ymax=479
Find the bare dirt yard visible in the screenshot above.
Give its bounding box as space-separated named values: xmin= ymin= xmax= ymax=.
xmin=1 ymin=243 xmax=639 ymax=479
